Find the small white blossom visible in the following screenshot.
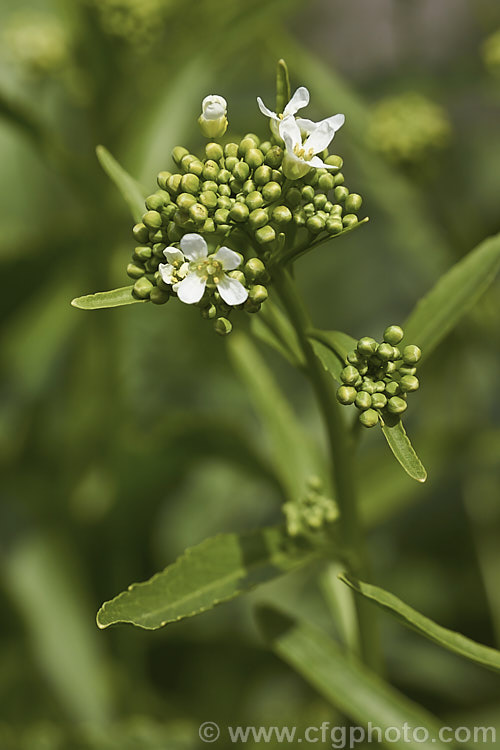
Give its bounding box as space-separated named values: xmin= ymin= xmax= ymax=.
xmin=159 ymin=234 xmax=248 ymax=306
xmin=257 ymin=86 xmax=310 ymax=135
xmin=198 ymin=95 xmax=228 ymax=138
xmin=279 ymin=117 xmax=342 ymax=179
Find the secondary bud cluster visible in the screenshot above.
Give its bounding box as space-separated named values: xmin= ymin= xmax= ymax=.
xmin=283 ymin=477 xmax=338 ymax=538
xmin=337 ymin=325 xmax=422 ymax=428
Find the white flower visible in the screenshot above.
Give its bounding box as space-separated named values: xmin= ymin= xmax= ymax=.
xmin=257 ymin=86 xmax=310 ymax=135
xmin=279 ymin=117 xmax=342 ymax=179
xmin=296 ymin=114 xmax=345 ymax=137
xmin=159 ymin=233 xmax=248 ymax=306
xmin=198 ymin=94 xmax=228 ymax=138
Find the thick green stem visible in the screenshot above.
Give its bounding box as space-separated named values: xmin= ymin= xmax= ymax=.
xmin=274 ymin=267 xmax=382 ymax=672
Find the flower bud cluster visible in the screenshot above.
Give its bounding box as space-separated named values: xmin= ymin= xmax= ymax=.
xmin=283 ymin=477 xmax=338 ymax=538
xmin=336 ymin=325 xmax=422 ymax=428
xmin=86 ymin=0 xmax=166 ymax=46
xmin=3 ymin=12 xmax=69 ymax=76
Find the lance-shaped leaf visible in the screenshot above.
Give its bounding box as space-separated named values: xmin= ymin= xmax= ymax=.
xmin=257 ymin=607 xmax=452 ymax=749
xmin=251 ymin=298 xmax=305 ymax=369
xmin=404 ymin=231 xmax=500 ymax=360
xmin=97 ymin=527 xmax=319 ymax=630
xmin=380 ymin=416 xmax=427 ymax=483
xmin=71 ymin=286 xmax=148 ymax=310
xmin=308 ymin=329 xmax=357 ymax=383
xmin=96 ymin=145 xmax=147 ymax=224
xmin=340 ymin=574 xmax=500 ymax=675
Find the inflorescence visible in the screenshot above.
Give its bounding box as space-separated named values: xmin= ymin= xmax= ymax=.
xmin=126 ymin=88 xmax=365 ymax=335
xmin=337 ymin=325 xmax=422 ymax=428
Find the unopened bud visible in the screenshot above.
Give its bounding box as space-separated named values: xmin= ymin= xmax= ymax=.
xmin=214 ymin=316 xmax=232 ymax=336
xmin=198 ymin=95 xmax=228 ymax=138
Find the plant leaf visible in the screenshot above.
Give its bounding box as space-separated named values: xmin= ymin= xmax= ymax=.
xmin=308 ymin=329 xmax=357 ymax=382
xmin=380 ymin=417 xmax=427 ymax=483
xmin=97 ymin=527 xmax=318 ymax=630
xmin=96 ymin=145 xmax=147 ymax=223
xmin=71 ymin=286 xmax=147 ymax=310
xmin=257 ymin=607 xmax=451 ymax=749
xmin=276 ymin=58 xmax=291 ymax=115
xmin=404 ymin=232 xmax=500 ymax=360
xmin=340 ymin=574 xmax=500 ymax=675
xmin=251 ymin=298 xmax=305 ymax=369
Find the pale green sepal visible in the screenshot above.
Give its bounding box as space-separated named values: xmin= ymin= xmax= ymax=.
xmin=380 ymin=416 xmax=427 ymax=483
xmin=340 ymin=574 xmax=500 ymax=675
xmin=282 ymin=153 xmax=311 ymax=180
xmin=96 ymin=526 xmax=319 ymax=630
xmin=96 ymin=145 xmax=147 ymax=223
xmin=257 ymin=607 xmax=451 ymax=749
xmin=71 ymin=286 xmax=147 ymax=310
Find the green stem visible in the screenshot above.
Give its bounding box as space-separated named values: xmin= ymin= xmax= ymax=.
xmin=274 ymin=267 xmax=382 ymax=672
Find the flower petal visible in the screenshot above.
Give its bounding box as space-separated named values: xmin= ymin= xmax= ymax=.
xmin=217 ymin=276 xmax=248 ymax=306
xmin=304 ymin=121 xmax=335 ymax=154
xmin=213 ymin=246 xmax=242 ymax=271
xmin=176 ymin=272 xmax=207 ymax=304
xmin=309 ymin=155 xmax=331 ymax=169
xmin=158 ymin=263 xmax=176 ymax=285
xmin=323 ymin=113 xmax=345 ymax=133
xmin=257 ymin=97 xmax=277 ymax=120
xmin=279 ymin=116 xmax=302 ymax=153
xmin=180 ymin=233 xmax=208 ymax=261
xmin=202 ymin=95 xmax=227 ymax=120
xmin=164 ymin=247 xmax=184 ymax=264
xmin=284 ymin=86 xmax=310 ymax=116
xmin=295 ymin=117 xmax=317 ymax=134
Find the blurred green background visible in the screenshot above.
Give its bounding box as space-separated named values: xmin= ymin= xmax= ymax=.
xmin=1 ymin=0 xmax=500 ymax=747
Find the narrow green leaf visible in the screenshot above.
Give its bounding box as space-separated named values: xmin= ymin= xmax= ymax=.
xmin=340 ymin=574 xmax=500 ymax=675
xmin=404 ymin=232 xmax=500 ymax=360
xmin=71 ymin=286 xmax=147 ymax=310
xmin=96 ymin=145 xmax=147 ymax=223
xmin=276 ymin=58 xmax=291 ymax=115
xmin=97 ymin=527 xmax=317 ymax=630
xmin=381 ymin=417 xmax=427 ymax=483
xmin=257 ymin=607 xmax=453 ymax=749
xmin=308 ymin=329 xmax=357 ymax=382
xmin=251 ymin=298 xmax=305 ymax=369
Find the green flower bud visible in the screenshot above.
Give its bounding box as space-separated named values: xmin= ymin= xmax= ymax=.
xmin=262 ymin=181 xmax=282 ymax=202
xmin=198 ymin=95 xmax=227 ymax=138
xmin=161 ymin=204 xmax=176 ymax=222
xmin=166 ymin=174 xmax=182 ymax=196
xmin=202 ymin=159 xmax=220 ymax=181
xmin=341 ymin=365 xmax=360 ymax=384
xmin=248 ymin=208 xmax=268 ymax=230
xmin=127 ymin=262 xmax=145 ymax=279
xmin=202 ymin=179 xmax=218 ymax=193
xmin=133 ymin=277 xmax=153 ymax=299
xmin=224 ymin=156 xmax=238 ymax=172
xmin=157 ymin=171 xmax=171 ymax=190
xmin=150 ymin=229 xmax=167 ymax=243
xmin=224 ymin=142 xmax=239 ymax=158
xmin=218 ymin=184 xmax=231 ymax=197
xmin=387 ymin=396 xmax=407 ymax=415
xmin=132 ymin=223 xmax=149 ymax=243
xmin=142 ymin=210 xmax=162 ymax=230
xmin=145 ymin=194 xmax=163 ymax=211
xmin=385 ymin=381 xmax=400 ymax=397
xmin=272 ymin=205 xmax=292 ymax=224
xmin=326 ymin=218 xmax=343 ymax=234
xmin=303 ymin=202 xmax=315 ymax=217
xmin=403 ymin=345 xmax=422 ymax=364
xmin=301 ymin=185 xmax=315 ymax=202
xmin=217 ymin=195 xmax=232 ymax=210
xmin=318 ymin=173 xmax=335 ymax=191
xmin=343 ymin=214 xmax=358 ymax=228
xmin=371 ymin=393 xmax=387 ymax=409
xmin=233 ymin=160 xmax=250 ymax=182
xmin=180 ymin=154 xmax=196 ymax=172
xmin=324 ymin=200 xmax=333 ymax=212
xmin=214 ymin=208 xmax=230 ymax=225
xmin=133 ymin=245 xmax=152 ymax=261
xmin=345 ymin=193 xmax=363 ymax=212
xmin=189 ymin=203 xmax=208 ymax=223
xmin=357 ymin=337 xmax=378 ymax=356
xmin=246 ymin=191 xmax=264 ymax=211
xmin=355 ymin=391 xmax=372 ymax=410
xmin=325 ymin=154 xmax=343 ymax=169
xmin=392 ymin=346 xmax=401 ymax=360
xmin=313 ymin=193 xmax=328 ymax=210
xmin=383 ymin=325 xmax=404 ymax=345
xmin=359 ymin=409 xmax=379 ymax=428
xmin=334 ymin=186 xmax=349 ymax=203
xmin=377 ymin=342 xmax=394 ymax=361
xmin=214 ymin=317 xmax=232 ymax=336
xmin=399 ymin=365 xmax=417 ymax=376
xmin=201 ymin=304 xmax=217 ymax=320
xmin=229 ymin=203 xmax=249 ymax=223
xmin=245 ymin=148 xmax=264 ymax=169
xmin=303 ymin=170 xmax=319 ymax=186
xmin=271 ymin=169 xmax=284 ymax=185
xmin=150 ymin=287 xmax=169 ymax=305
xmin=264 ymin=145 xmax=284 ymax=167
xmin=206 ymin=142 xmax=224 ymax=161
xmin=385 ymin=360 xmax=397 ymax=374
xmin=181 ymin=173 xmax=200 ymax=195
xmin=337 ymin=385 xmax=357 ymax=405
xmin=255 ymin=225 xmax=276 ymax=244
xmin=399 ymin=375 xmax=419 ymax=393
xmin=167 ymin=223 xmax=183 ymax=242
xmin=333 ymin=172 xmax=345 ymax=186
xmin=347 ymin=351 xmax=363 ymax=366
xmin=202 ymin=218 xmax=216 ymax=233
xmin=229 ymin=178 xmax=243 ymax=195
xmin=172 ymin=145 xmax=189 ymax=165
xmin=244 ymin=258 xmax=266 ymax=281
xmin=285 ymin=187 xmax=302 ymax=207
xmin=260 ymin=140 xmax=271 ymax=154
xmin=176 ymin=192 xmax=197 ymax=211
xmin=250 ymin=284 xmax=268 ymax=303
xmin=361 ymin=379 xmax=377 ymax=394
xmin=152 ymin=243 xmax=166 ymax=258
xmin=330 ymin=204 xmax=343 ymax=217
xmin=293 ymin=208 xmax=307 ymax=226
xmin=200 ymin=190 xmax=218 ymax=209
xmin=217 ymin=168 xmax=231 ymax=184
xmin=228 ymin=270 xmax=246 ymax=284
xmin=188 ymin=160 xmax=204 ymax=176
xmin=306 ymin=215 xmax=326 ymax=234
xmin=254 ymin=165 xmax=272 ymax=186
xmin=238 ymin=136 xmax=258 ymax=155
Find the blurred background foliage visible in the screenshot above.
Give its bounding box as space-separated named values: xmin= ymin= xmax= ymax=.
xmin=1 ymin=0 xmax=500 ymax=747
